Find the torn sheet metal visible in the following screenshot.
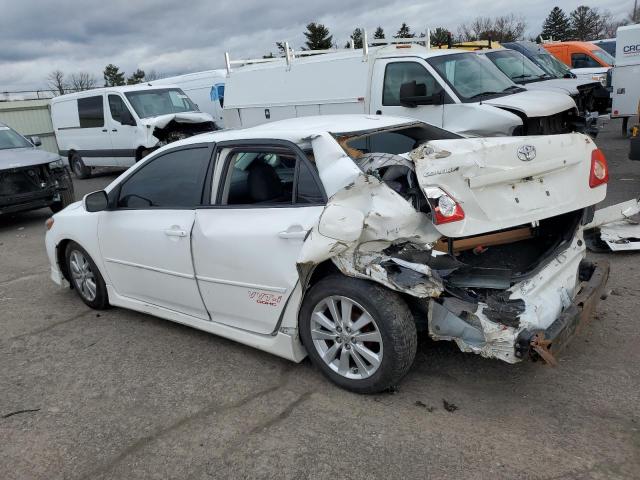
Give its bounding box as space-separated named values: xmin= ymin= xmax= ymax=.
xmin=585 ymin=198 xmax=640 ymax=252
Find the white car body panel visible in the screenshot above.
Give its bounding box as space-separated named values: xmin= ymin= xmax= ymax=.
xmin=46 ymin=115 xmax=606 ymax=365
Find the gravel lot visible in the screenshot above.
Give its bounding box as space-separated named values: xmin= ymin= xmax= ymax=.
xmin=1 ymin=120 xmax=639 ymax=480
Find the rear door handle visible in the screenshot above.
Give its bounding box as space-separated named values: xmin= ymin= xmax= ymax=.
xmin=164 ymin=228 xmax=187 ymax=237
xmin=278 ymin=225 xmax=308 ymax=239
xmin=101 ymin=129 xmax=108 ymax=132
xmin=112 ymin=129 xmax=118 ymax=132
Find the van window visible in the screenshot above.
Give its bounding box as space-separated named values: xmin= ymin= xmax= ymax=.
xmin=78 ymin=96 xmax=104 ymax=128
xmin=571 ymin=53 xmax=601 ymax=68
xmin=108 ymin=95 xmax=133 ymax=124
xmin=117 ymin=147 xmax=210 ymax=209
xmin=383 ymin=62 xmax=443 ymax=106
xmin=124 ymin=88 xmax=198 ymax=119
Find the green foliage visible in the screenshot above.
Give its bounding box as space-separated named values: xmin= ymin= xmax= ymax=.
xmin=541 ymin=6 xmax=572 ymax=41
xmin=569 ymin=5 xmax=602 ymax=41
xmin=103 ymin=64 xmax=125 ymax=87
xmin=430 ymin=27 xmax=450 ymax=47
xmin=345 ymin=28 xmax=363 ymax=49
xmin=126 ymin=69 xmax=146 ymax=85
xmin=394 ymin=23 xmax=415 ymax=38
xmin=304 ymin=23 xmax=333 ymax=50
xmin=373 ymin=26 xmax=385 ymax=39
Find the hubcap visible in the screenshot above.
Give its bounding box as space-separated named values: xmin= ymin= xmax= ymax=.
xmin=69 ymin=250 xmax=97 ymax=302
xmin=310 ymin=296 xmax=383 ymax=380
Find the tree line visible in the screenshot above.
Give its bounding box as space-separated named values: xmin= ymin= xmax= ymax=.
xmin=46 ymin=65 xmax=160 ymax=95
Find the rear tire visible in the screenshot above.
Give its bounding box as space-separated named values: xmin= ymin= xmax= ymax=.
xmin=299 ymin=275 xmax=417 ymax=394
xmin=65 ymin=241 xmax=109 ymax=309
xmin=50 ymin=169 xmax=75 ymax=213
xmin=70 ymin=153 xmax=91 ymax=179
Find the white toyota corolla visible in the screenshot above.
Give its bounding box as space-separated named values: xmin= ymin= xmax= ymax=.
xmin=46 ymin=115 xmax=609 ymax=393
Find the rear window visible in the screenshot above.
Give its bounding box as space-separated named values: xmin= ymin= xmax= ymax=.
xmin=77 ymin=96 xmax=104 ymax=128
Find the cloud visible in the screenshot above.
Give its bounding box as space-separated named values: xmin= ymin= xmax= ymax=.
xmin=0 ymin=0 xmax=630 ymax=91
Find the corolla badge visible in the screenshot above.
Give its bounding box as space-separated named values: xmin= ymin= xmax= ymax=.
xmin=517 ymin=145 xmax=536 ymax=161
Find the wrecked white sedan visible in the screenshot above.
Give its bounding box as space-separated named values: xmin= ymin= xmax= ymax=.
xmin=45 ymin=115 xmax=610 ymax=393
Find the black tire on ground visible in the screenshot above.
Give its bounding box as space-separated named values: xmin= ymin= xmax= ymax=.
xmin=70 ymin=152 xmax=91 ymax=179
xmin=299 ymin=275 xmax=417 ymax=394
xmin=65 ymin=241 xmax=109 ymax=309
xmin=50 ymin=169 xmax=76 ymax=213
xmin=622 ymin=117 xmax=629 ymax=137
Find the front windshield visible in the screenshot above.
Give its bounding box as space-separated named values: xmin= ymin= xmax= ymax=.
xmin=124 ymin=88 xmax=199 ymax=119
xmin=0 ymin=126 xmax=33 ymax=150
xmin=592 ymin=48 xmax=615 ymax=66
xmin=427 ymin=52 xmax=521 ymax=102
xmin=485 ymin=50 xmax=548 ymax=83
xmin=532 ymin=52 xmax=572 ymax=78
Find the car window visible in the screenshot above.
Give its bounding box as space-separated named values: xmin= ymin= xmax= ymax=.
xmin=571 ymin=53 xmax=601 ymax=68
xmin=220 ymin=148 xmax=324 ymax=206
xmin=383 ymin=62 xmax=443 ymax=106
xmin=0 ymin=126 xmax=33 ymax=150
xmin=117 ymin=147 xmax=210 ymax=209
xmin=108 ymin=95 xmax=133 ymax=124
xmin=78 ymin=96 xmax=104 ymax=128
xmin=124 ymin=88 xmax=198 ymax=119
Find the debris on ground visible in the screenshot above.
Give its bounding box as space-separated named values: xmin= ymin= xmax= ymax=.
xmin=415 ymin=400 xmax=435 ymax=412
xmin=2 ymin=408 xmax=40 ymax=419
xmin=585 ymin=199 xmax=640 ymax=252
xmin=442 ymin=399 xmax=458 ymax=412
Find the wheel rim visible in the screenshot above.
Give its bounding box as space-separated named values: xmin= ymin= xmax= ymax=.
xmin=310 ymin=296 xmax=383 ymax=380
xmin=69 ymin=250 xmax=97 ymax=301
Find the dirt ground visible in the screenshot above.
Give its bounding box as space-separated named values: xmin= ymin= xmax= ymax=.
xmin=1 ymin=120 xmax=639 ymax=479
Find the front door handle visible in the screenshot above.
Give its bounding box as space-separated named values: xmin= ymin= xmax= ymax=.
xmin=278 ymin=225 xmax=308 ymax=240
xmin=164 ymin=227 xmax=187 ymax=237
xmin=112 ymin=128 xmax=118 ymax=132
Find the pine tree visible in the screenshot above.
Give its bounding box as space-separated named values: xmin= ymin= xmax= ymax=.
xmin=126 ymin=69 xmax=146 ymax=85
xmin=345 ymin=28 xmax=363 ymax=49
xmin=303 ymin=23 xmax=333 ymax=50
xmin=103 ymin=64 xmax=125 ymax=87
xmin=374 ymin=26 xmax=385 ymax=39
xmin=570 ymin=6 xmax=602 ymax=41
xmin=430 ymin=27 xmax=450 ymax=47
xmin=541 ymin=7 xmax=572 ymax=41
xmin=394 ymin=23 xmax=415 ymax=38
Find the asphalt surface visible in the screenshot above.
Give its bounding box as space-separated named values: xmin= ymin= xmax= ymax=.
xmin=1 ymin=120 xmax=639 ymax=480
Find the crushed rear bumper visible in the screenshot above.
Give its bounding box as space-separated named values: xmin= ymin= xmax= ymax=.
xmin=514 ymin=260 xmax=609 ymax=364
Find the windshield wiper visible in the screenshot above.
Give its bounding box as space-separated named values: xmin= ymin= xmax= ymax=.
xmin=468 ymin=91 xmax=502 ymax=100
xmin=502 ymin=85 xmax=524 ymax=92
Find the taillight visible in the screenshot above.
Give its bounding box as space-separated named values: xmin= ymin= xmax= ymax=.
xmin=589 ymin=149 xmax=609 ymax=188
xmin=423 ymin=187 xmax=465 ymax=224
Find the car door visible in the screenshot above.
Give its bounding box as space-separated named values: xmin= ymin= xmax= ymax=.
xmin=107 ymin=94 xmax=139 ymax=167
xmin=192 ymin=142 xmax=326 ymax=334
xmin=75 ymin=94 xmax=115 ymax=167
xmin=98 ymin=144 xmax=213 ymax=319
xmin=371 ymin=58 xmax=450 ymax=127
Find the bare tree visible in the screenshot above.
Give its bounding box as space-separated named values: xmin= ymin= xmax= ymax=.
xmin=69 ymin=72 xmax=97 ymax=91
xmin=144 ymin=69 xmax=161 ymax=81
xmin=600 ymin=10 xmax=627 ymax=38
xmin=47 ymin=70 xmax=67 ymax=95
xmin=458 ymin=14 xmax=525 ymax=42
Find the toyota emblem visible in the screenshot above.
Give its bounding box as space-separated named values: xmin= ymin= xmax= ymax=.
xmin=517 ymin=145 xmax=536 ymax=161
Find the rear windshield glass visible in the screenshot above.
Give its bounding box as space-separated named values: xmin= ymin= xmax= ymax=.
xmin=0 ymin=126 xmax=32 ymax=150
xmin=124 ymin=88 xmax=199 ymax=118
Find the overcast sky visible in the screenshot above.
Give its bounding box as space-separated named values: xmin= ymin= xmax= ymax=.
xmin=0 ymin=0 xmax=633 ymax=92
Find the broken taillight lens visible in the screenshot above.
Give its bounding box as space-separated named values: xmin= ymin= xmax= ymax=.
xmin=423 ymin=187 xmax=465 ymax=224
xmin=589 ymin=149 xmax=609 ymax=188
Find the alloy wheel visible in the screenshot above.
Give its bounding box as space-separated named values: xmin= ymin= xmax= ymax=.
xmin=69 ymin=250 xmax=97 ymax=302
xmin=310 ymin=296 xmax=383 ymax=380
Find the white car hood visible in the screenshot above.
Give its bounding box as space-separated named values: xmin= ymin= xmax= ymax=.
xmin=571 ymin=67 xmax=610 ymax=76
xmin=482 ymin=90 xmax=576 ymax=116
xmin=143 ymin=112 xmax=214 ymax=129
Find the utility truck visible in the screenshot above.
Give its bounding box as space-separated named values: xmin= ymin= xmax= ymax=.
xmin=223 ymin=38 xmax=584 ymax=137
xmin=610 ymin=24 xmax=640 ymax=135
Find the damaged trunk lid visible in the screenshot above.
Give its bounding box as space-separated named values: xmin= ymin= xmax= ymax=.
xmin=412 ymin=134 xmax=607 ymax=237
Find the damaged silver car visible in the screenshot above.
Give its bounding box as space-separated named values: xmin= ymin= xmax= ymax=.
xmin=46 ymin=115 xmax=610 ymax=393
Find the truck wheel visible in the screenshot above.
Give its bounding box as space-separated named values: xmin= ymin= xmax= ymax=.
xmin=622 ymin=117 xmax=629 ymax=137
xmin=50 ymin=169 xmax=75 ymax=213
xmin=70 ymin=153 xmax=91 ymax=179
xmin=299 ymin=275 xmax=417 ymax=394
xmin=65 ymin=241 xmax=109 ymax=309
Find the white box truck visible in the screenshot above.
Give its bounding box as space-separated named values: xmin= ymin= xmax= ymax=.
xmin=150 ymin=70 xmax=226 ymax=129
xmin=223 ymin=41 xmax=583 ymax=137
xmin=611 ymin=24 xmax=640 ymax=135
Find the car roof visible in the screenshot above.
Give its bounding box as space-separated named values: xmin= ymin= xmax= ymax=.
xmin=170 ymin=115 xmax=419 ymax=147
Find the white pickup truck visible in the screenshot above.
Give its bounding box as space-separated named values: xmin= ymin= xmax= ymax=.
xmin=223 ymin=41 xmax=584 ymax=137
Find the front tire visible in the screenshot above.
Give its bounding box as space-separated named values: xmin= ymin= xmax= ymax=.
xmin=50 ymin=169 xmax=75 ymax=213
xmin=299 ymin=275 xmax=417 ymax=394
xmin=70 ymin=153 xmax=91 ymax=179
xmin=65 ymin=242 xmax=109 ymax=309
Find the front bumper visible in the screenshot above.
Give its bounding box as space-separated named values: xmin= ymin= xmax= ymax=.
xmin=514 ymin=260 xmax=609 ymax=363
xmin=0 ymin=188 xmax=60 ymax=214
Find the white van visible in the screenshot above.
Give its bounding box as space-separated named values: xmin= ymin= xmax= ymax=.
xmin=150 ymin=70 xmax=226 ymax=129
xmin=223 ymin=41 xmax=581 ymax=137
xmin=51 ymin=85 xmax=215 ymax=178
xmin=611 ymin=24 xmax=640 ymax=135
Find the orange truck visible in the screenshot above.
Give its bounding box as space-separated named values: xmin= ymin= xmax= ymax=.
xmin=543 ymin=41 xmax=615 ymax=69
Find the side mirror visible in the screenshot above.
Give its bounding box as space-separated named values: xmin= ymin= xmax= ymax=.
xmin=120 ymin=109 xmax=136 ymax=126
xmin=84 ymin=190 xmax=109 ymax=212
xmin=399 ymin=81 xmax=443 ymax=108
xmin=30 ymin=136 xmax=42 ymax=147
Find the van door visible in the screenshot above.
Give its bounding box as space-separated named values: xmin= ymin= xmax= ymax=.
xmin=75 ymin=95 xmax=115 ymax=167
xmin=371 ymin=58 xmax=448 ymax=127
xmin=107 ymin=94 xmax=139 ymax=167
